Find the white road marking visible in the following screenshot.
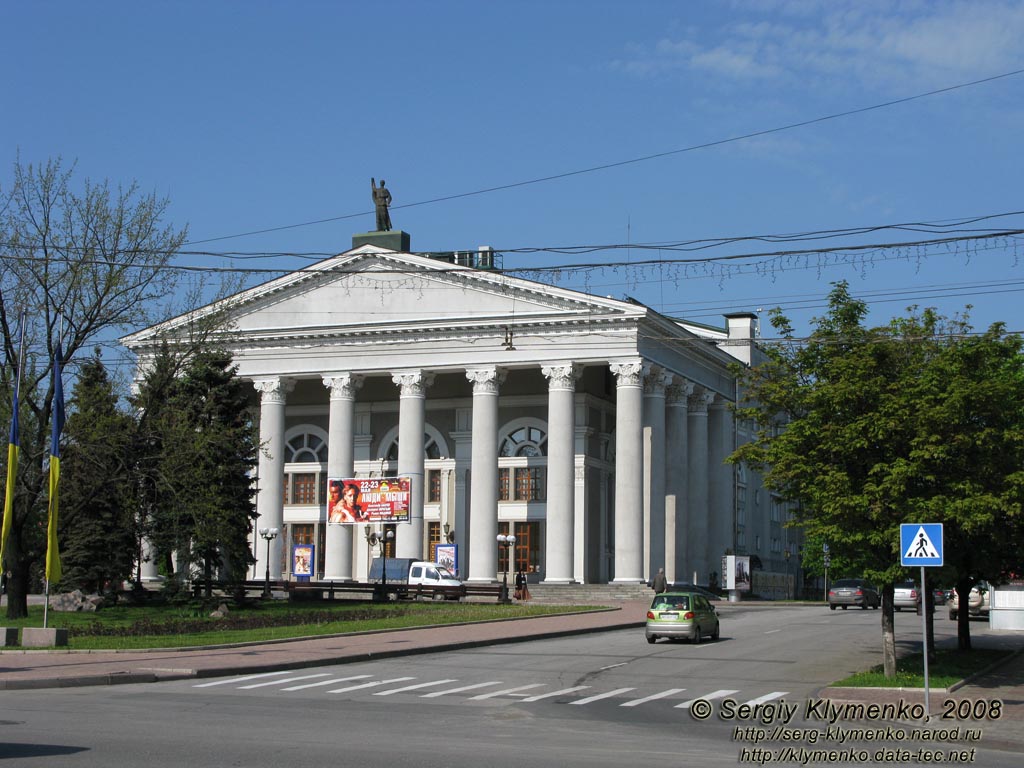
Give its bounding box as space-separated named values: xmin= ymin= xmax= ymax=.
xmin=468 ymin=683 xmax=546 ymax=700
xmin=283 ymin=675 xmax=372 ymax=691
xmin=521 ymin=686 xmax=591 ymax=702
xmin=240 ymin=673 xmax=331 ymax=689
xmin=374 ymin=679 xmax=458 ymax=696
xmin=743 ymin=692 xmax=789 ymax=706
xmin=620 ymin=688 xmax=687 ymax=707
xmin=676 ymin=689 xmax=739 ymax=709
xmin=193 ymin=671 xmax=295 ymax=688
xmin=765 ymin=629 xmax=781 ymax=634
xmin=328 ymin=676 xmax=415 ymax=694
xmin=421 ymin=681 xmax=503 ymax=698
xmin=571 ymin=687 xmax=635 ymax=705
xmin=600 ymin=662 xmax=628 ymax=670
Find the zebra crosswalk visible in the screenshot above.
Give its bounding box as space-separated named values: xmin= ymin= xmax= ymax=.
xmin=192 ymin=671 xmax=789 ymax=710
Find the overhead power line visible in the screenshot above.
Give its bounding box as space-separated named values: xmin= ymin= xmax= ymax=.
xmin=182 ymin=68 xmax=1024 ymax=246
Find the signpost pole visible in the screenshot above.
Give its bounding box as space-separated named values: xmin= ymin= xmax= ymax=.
xmin=921 ymin=565 xmax=930 ymax=720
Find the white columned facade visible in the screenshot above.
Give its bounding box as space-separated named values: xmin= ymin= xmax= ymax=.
xmin=610 ymin=360 xmax=646 ymax=583
xmin=253 ymin=377 xmax=292 ymax=580
xmin=664 ymin=377 xmax=693 ymax=584
xmin=643 ymin=366 xmax=670 ymax=581
xmin=542 ymin=362 xmax=580 ymax=584
xmin=707 ymin=395 xmax=735 ymax=578
xmin=323 ymin=373 xmax=362 ymax=580
xmin=686 ymin=390 xmax=714 ymax=584
xmin=466 ymin=367 xmax=504 ymax=582
xmin=392 ymin=371 xmax=434 ymax=559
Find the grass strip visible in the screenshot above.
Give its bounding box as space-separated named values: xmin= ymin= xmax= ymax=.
xmin=0 ymin=601 xmax=596 ymax=651
xmin=832 ymin=648 xmax=1011 ymax=689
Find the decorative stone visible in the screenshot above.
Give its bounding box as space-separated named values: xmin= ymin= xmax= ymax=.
xmin=48 ymin=589 xmax=105 ymax=612
xmin=21 ymin=627 xmax=69 ymax=647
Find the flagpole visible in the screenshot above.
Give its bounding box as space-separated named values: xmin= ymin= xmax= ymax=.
xmin=43 ymin=317 xmax=66 ymax=630
xmin=1 ymin=312 xmax=26 ymax=611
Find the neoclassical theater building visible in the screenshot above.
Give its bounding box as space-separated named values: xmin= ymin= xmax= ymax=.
xmin=123 ymin=233 xmax=798 ymax=590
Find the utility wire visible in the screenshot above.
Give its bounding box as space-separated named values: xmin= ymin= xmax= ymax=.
xmin=182 ymin=68 xmax=1024 ymax=246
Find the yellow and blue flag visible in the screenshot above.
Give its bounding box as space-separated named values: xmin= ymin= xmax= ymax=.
xmin=0 ymin=373 xmax=19 ymax=566
xmin=46 ymin=345 xmax=66 ymax=583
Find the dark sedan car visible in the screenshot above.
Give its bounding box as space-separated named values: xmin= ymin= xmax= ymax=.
xmin=828 ymin=578 xmax=880 ymax=610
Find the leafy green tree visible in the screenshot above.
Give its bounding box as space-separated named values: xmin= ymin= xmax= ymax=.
xmin=733 ymin=282 xmax=1024 ymax=674
xmin=0 ymin=157 xmax=186 ymax=618
xmin=58 ymin=350 xmax=136 ymax=593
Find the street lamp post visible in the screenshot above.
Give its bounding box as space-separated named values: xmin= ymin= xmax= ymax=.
xmin=784 ymin=548 xmax=792 ymax=600
xmin=496 ymin=533 xmax=516 ymax=604
xmin=369 ymin=529 xmax=394 ymax=602
xmin=258 ymin=527 xmax=279 ymax=598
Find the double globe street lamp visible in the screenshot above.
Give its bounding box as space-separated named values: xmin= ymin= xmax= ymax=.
xmin=258 ymin=527 xmax=279 ymax=598
xmin=368 ymin=529 xmax=395 ymax=601
xmin=496 ymin=533 xmax=516 ymax=604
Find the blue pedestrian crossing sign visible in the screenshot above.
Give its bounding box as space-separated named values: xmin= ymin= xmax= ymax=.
xmin=900 ymin=523 xmax=943 ymax=567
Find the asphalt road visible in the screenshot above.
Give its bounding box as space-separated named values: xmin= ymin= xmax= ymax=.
xmin=0 ymin=606 xmax=1018 ymax=767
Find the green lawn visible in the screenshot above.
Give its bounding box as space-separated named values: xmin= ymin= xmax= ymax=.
xmin=832 ymin=649 xmax=1011 ymax=689
xmin=1 ymin=600 xmax=597 ymax=650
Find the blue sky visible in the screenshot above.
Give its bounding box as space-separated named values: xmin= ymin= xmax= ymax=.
xmin=4 ymin=0 xmax=1024 ymax=354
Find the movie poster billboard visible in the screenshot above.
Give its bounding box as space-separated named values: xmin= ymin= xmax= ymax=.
xmin=435 ymin=544 xmax=458 ymax=576
xmin=326 ymin=477 xmax=411 ymax=524
xmin=721 ymin=554 xmax=751 ymax=592
xmin=292 ymin=544 xmax=314 ymax=579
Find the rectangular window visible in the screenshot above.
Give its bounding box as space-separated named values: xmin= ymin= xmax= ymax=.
xmin=498 ymin=468 xmax=510 ymax=501
xmin=514 ymin=467 xmax=546 ymax=501
xmin=290 ymin=473 xmax=318 ymax=505
xmin=498 ymin=521 xmax=542 ymax=574
xmin=427 ymin=521 xmax=440 ymax=562
xmin=427 ymin=469 xmax=442 ymax=503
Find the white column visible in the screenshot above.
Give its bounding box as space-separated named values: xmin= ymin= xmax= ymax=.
xmin=610 ymin=360 xmax=646 ymax=583
xmin=542 ymin=362 xmax=580 ymax=584
xmin=139 ymin=539 xmax=160 ymax=582
xmin=665 ymin=377 xmax=693 ymax=584
xmin=392 ymin=371 xmax=434 ymax=559
xmin=686 ymin=390 xmax=714 ymax=583
xmin=323 ymin=373 xmax=362 ymax=580
xmin=253 ymin=377 xmax=292 ymax=581
xmin=466 ymin=367 xmax=505 ymax=582
xmin=643 ymin=366 xmax=671 ymax=582
xmin=708 ymin=395 xmax=735 ymax=580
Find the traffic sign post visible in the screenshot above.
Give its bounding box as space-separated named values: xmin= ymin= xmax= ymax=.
xmin=900 ymin=523 xmax=944 ymax=720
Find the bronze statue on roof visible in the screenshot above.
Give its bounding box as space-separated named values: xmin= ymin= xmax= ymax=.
xmin=371 ymin=178 xmax=392 ymax=231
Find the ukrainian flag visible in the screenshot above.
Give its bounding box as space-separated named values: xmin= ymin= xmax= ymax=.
xmin=46 ymin=346 xmax=66 ymax=583
xmin=0 ymin=374 xmax=19 ymax=566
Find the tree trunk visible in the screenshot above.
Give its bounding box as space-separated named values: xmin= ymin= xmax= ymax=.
xmin=881 ymin=584 xmax=897 ymax=677
xmin=3 ymin=534 xmax=30 ymax=620
xmin=955 ymin=579 xmax=973 ymax=651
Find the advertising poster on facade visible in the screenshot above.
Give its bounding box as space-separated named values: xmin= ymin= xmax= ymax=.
xmin=326 ymin=477 xmax=411 ymax=524
xmin=292 ymin=544 xmax=314 ymax=579
xmin=435 ymin=543 xmax=458 ymax=576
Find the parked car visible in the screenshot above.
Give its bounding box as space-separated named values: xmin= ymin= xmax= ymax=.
xmin=893 ymin=581 xmax=920 ymax=611
xmin=828 ymin=578 xmax=880 ymax=610
xmin=949 ymin=582 xmax=991 ymax=620
xmin=932 ymin=588 xmax=947 ymax=606
xmin=645 ymin=591 xmax=720 ymax=644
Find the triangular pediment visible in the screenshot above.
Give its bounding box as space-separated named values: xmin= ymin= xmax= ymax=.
xmin=123 ymin=246 xmax=643 ymax=347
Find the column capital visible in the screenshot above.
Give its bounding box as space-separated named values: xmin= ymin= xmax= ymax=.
xmin=666 ymin=376 xmax=696 ymax=405
xmin=322 ymin=373 xmax=364 ymax=400
xmin=688 ymin=389 xmax=716 ymax=414
xmin=708 ymin=392 xmax=733 ymax=411
xmin=643 ymin=366 xmax=673 ymax=396
xmin=541 ymin=362 xmax=582 ymax=391
xmin=465 ymin=366 xmax=507 ymax=394
xmin=253 ymin=377 xmax=295 ymax=404
xmin=609 ymin=359 xmax=647 ymax=387
xmin=392 ymin=370 xmax=435 ymax=397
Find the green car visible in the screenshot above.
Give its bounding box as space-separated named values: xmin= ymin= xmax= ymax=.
xmin=645 ymin=591 xmax=720 ymax=644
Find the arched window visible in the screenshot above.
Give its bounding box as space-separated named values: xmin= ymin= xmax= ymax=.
xmin=384 ymin=433 xmax=442 ymax=461
xmin=285 ymin=431 xmax=328 ymax=463
xmin=500 ymin=425 xmax=547 ymax=457
xmin=283 ymin=426 xmax=328 ymax=507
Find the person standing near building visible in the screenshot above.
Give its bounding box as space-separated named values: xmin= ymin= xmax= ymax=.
xmin=651 ymin=567 xmax=668 ymax=593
